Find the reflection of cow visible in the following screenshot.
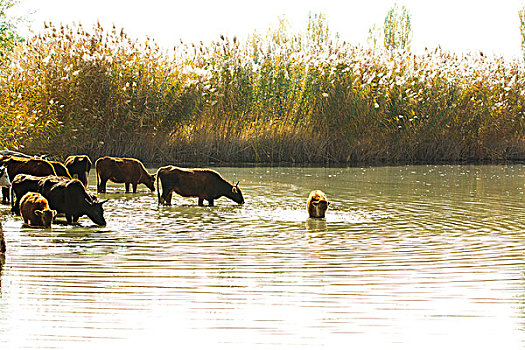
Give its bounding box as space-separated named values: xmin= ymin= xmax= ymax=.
xmin=0 ymin=156 xmax=56 ymax=204
xmin=39 ymin=177 xmax=107 ymax=226
xmin=307 ymin=190 xmax=329 ymax=218
xmin=20 ymin=192 xmax=57 ymax=228
xmin=156 ymin=166 xmax=244 ymax=206
xmin=0 ymin=220 xmax=5 ymax=254
xmin=65 ymin=155 xmax=92 ymax=186
xmin=95 ymin=156 xmax=155 ymax=193
xmin=49 ymin=161 xmax=71 ymax=178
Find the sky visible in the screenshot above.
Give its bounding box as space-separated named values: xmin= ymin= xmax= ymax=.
xmin=10 ymin=0 xmax=525 ymax=59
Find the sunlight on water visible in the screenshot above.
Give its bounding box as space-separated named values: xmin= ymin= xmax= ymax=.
xmin=0 ymin=165 xmax=524 ymax=349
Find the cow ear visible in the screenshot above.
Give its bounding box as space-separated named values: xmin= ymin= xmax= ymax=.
xmin=52 ymin=210 xmax=58 ymax=217
xmin=232 ymin=187 xmax=238 ymax=194
xmin=34 ymin=210 xmax=43 ymax=216
xmin=99 ymin=199 xmax=109 ymax=205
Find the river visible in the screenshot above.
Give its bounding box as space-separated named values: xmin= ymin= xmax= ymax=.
xmin=0 ymin=165 xmax=524 ymax=349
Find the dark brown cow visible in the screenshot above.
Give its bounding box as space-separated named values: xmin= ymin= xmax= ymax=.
xmin=95 ymin=156 xmax=155 ymax=193
xmin=49 ymin=161 xmax=72 ymax=178
xmin=10 ymin=174 xmax=68 ymax=215
xmin=39 ymin=177 xmax=107 ymax=225
xmin=65 ymin=155 xmax=92 ymax=186
xmin=307 ymin=190 xmax=329 ymax=218
xmin=156 ymin=166 xmax=244 ymax=206
xmin=20 ymin=192 xmax=57 ymax=228
xmin=0 ymin=156 xmax=56 ymax=204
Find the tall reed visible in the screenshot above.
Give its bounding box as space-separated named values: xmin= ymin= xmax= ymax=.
xmin=0 ymin=20 xmax=524 ymax=164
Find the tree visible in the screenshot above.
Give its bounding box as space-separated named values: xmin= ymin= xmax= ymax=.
xmin=368 ymin=3 xmax=412 ymax=51
xmin=383 ymin=3 xmax=412 ymax=50
xmin=519 ymin=5 xmax=525 ymax=61
xmin=0 ymin=0 xmax=23 ymax=63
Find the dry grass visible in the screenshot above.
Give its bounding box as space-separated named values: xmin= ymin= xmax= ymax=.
xmin=0 ymin=20 xmax=524 ymax=164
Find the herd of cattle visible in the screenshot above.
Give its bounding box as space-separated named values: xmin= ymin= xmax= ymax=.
xmin=0 ymin=150 xmax=330 ymax=251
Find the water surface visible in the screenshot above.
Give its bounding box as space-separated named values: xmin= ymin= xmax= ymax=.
xmin=0 ymin=165 xmax=524 ymax=349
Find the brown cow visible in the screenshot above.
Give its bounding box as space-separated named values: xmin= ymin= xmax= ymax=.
xmin=65 ymin=155 xmax=92 ymax=186
xmin=156 ymin=166 xmax=244 ymax=206
xmin=0 ymin=156 xmax=56 ymax=203
xmin=49 ymin=161 xmax=72 ymax=178
xmin=95 ymin=156 xmax=155 ymax=193
xmin=20 ymin=192 xmax=57 ymax=228
xmin=307 ymin=190 xmax=329 ymax=218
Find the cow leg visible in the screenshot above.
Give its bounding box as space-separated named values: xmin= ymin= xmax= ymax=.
xmin=132 ymin=183 xmax=137 ymax=193
xmin=208 ymin=199 xmax=214 ymax=207
xmin=98 ymin=178 xmax=108 ymax=193
xmin=2 ymin=187 xmax=9 ymax=204
xmin=198 ymin=198 xmax=204 ymax=206
xmin=125 ymin=183 xmax=130 ymax=193
xmin=66 ymin=214 xmax=73 ymax=224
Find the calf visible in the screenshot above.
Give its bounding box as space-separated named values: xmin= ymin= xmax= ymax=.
xmin=95 ymin=156 xmax=155 ymax=193
xmin=65 ymin=155 xmax=92 ymax=186
xmin=156 ymin=166 xmax=244 ymax=206
xmin=20 ymin=192 xmax=57 ymax=228
xmin=307 ymin=190 xmax=329 ymax=218
xmin=39 ymin=177 xmax=107 ymax=226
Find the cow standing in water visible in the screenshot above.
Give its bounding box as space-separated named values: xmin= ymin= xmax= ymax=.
xmin=0 ymin=156 xmax=56 ymax=204
xmin=20 ymin=192 xmax=57 ymax=228
xmin=156 ymin=166 xmax=244 ymax=206
xmin=65 ymin=155 xmax=92 ymax=186
xmin=307 ymin=190 xmax=330 ymax=218
xmin=39 ymin=177 xmax=108 ymax=226
xmin=95 ymin=156 xmax=155 ymax=194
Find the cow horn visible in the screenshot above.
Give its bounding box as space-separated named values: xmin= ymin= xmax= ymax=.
xmin=235 ymin=181 xmax=239 ymax=187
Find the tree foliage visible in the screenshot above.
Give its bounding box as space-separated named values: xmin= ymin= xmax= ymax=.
xmin=0 ymin=0 xmax=23 ymax=63
xmin=368 ymin=3 xmax=412 ymax=51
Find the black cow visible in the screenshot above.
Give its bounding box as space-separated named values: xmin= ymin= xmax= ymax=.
xmin=38 ymin=177 xmax=107 ymax=226
xmin=65 ymin=155 xmax=92 ymax=186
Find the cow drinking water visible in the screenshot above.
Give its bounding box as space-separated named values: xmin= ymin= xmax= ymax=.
xmin=156 ymin=166 xmax=244 ymax=206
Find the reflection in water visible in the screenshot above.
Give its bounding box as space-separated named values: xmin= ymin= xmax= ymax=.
xmin=0 ymin=165 xmax=524 ymax=348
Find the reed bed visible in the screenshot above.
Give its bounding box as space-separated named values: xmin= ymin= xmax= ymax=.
xmin=0 ymin=21 xmax=524 ymax=164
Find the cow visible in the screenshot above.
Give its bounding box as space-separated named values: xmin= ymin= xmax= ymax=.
xmin=307 ymin=190 xmax=330 ymax=219
xmin=0 ymin=156 xmax=56 ymax=204
xmin=49 ymin=161 xmax=72 ymax=178
xmin=20 ymin=192 xmax=57 ymax=228
xmin=10 ymin=175 xmax=68 ymax=215
xmin=65 ymin=155 xmax=92 ymax=186
xmin=39 ymin=177 xmax=107 ymax=226
xmin=156 ymin=166 xmax=244 ymax=206
xmin=95 ymin=156 xmax=155 ymax=194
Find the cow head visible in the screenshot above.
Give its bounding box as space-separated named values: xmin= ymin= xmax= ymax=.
xmin=86 ymin=198 xmax=108 ymax=226
xmin=34 ymin=208 xmax=57 ymax=228
xmin=229 ymin=181 xmax=245 ymax=204
xmin=143 ymin=173 xmax=156 ymax=192
xmin=307 ymin=190 xmax=329 ymax=218
xmin=0 ymin=165 xmax=10 ymax=187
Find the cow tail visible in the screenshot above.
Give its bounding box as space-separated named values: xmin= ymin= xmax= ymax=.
xmin=156 ymin=171 xmax=160 ymax=204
